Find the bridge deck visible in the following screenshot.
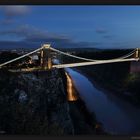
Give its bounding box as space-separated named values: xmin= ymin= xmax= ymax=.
xmin=53 ymin=58 xmax=139 ymax=69
xmin=0 ymin=45 xmax=139 ymax=70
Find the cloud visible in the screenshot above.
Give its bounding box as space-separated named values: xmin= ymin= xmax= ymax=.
xmin=0 ymin=24 xmax=69 ymax=41
xmin=0 ymin=6 xmax=30 ymax=25
xmin=0 ymin=25 xmax=64 ymax=42
xmin=0 ymin=41 xmax=37 ymax=50
xmin=1 ymin=18 xmax=14 ymax=25
xmin=103 ymin=35 xmax=113 ymax=39
xmin=3 ymin=6 xmax=30 ymax=17
xmin=0 ymin=25 xmax=47 ymax=39
xmin=95 ymin=28 xmax=108 ymax=34
xmin=0 ymin=40 xmax=101 ymax=50
xmin=0 ymin=24 xmax=101 ymax=49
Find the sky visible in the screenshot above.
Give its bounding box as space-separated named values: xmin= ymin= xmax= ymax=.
xmin=0 ymin=6 xmax=140 ymax=49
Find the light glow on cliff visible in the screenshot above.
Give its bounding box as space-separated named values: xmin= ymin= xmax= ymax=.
xmin=65 ymin=72 xmax=78 ymax=101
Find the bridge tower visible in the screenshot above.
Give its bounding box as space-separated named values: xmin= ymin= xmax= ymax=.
xmin=135 ymin=48 xmax=139 ymax=60
xmin=40 ymin=47 xmax=47 ymax=69
xmin=41 ymin=44 xmax=52 ymax=70
xmin=47 ymin=47 xmax=52 ymax=70
xmin=40 ymin=48 xmax=44 ymax=67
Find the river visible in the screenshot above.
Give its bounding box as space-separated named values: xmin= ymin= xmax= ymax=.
xmin=65 ymin=68 xmax=140 ymax=135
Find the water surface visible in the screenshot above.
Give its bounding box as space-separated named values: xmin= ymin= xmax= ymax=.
xmin=66 ymin=68 xmax=140 ymax=135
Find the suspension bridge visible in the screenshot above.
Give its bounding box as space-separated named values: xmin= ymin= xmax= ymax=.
xmin=0 ymin=44 xmax=139 ymax=72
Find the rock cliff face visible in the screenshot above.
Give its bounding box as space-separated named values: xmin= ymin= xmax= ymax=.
xmin=0 ymin=69 xmax=74 ymax=135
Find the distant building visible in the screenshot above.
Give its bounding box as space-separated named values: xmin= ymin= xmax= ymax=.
xmin=11 ymin=49 xmax=17 ymax=53
xmin=29 ymin=55 xmax=39 ymax=65
xmin=31 ymin=55 xmax=39 ymax=60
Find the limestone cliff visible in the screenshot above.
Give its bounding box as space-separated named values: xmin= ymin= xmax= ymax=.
xmin=0 ymin=68 xmax=74 ymax=135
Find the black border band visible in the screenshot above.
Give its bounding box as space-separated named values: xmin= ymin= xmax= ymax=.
xmin=0 ymin=0 xmax=140 ymax=5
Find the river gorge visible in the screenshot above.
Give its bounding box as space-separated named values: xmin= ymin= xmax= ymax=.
xmin=65 ymin=68 xmax=140 ymax=135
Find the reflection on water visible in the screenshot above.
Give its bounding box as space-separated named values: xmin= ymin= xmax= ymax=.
xmin=65 ymin=68 xmax=140 ymax=135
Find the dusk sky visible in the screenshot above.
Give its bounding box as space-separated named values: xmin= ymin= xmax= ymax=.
xmin=0 ymin=6 xmax=140 ymax=49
